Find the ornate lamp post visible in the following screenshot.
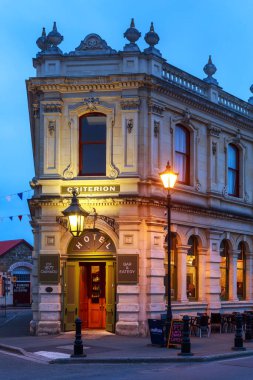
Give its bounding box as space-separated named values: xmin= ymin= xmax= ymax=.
xmin=62 ymin=190 xmax=88 ymax=237
xmin=159 ymin=161 xmax=178 ymax=342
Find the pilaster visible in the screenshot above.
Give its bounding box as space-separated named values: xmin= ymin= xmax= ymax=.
xmin=229 ymin=250 xmax=239 ymax=302
xmin=177 ymin=245 xmax=190 ymax=302
xmin=245 ymin=252 xmax=253 ymax=300
xmin=198 ymin=248 xmax=208 ymax=301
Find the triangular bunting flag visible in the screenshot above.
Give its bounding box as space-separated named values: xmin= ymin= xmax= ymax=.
xmin=17 ymin=192 xmax=23 ymax=200
xmin=18 ymin=215 xmax=23 ymax=221
xmin=6 ymin=195 xmax=11 ymax=202
xmin=9 ymin=216 xmax=13 ymax=221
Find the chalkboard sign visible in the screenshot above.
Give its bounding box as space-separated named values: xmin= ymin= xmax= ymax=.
xmin=168 ymin=319 xmax=184 ymax=347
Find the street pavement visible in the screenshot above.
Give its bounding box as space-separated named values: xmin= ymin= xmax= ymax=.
xmin=1 ymin=308 xmax=253 ymax=364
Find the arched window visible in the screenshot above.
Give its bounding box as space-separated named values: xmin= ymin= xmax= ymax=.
xmin=237 ymin=242 xmax=246 ymax=300
xmin=79 ymin=113 xmax=106 ymax=176
xmin=175 ymin=124 xmax=190 ymax=184
xmin=187 ymin=236 xmax=198 ymax=300
xmin=228 ymin=144 xmax=239 ymax=197
xmin=164 ymin=233 xmax=177 ymax=301
xmin=220 ymin=240 xmax=229 ymax=301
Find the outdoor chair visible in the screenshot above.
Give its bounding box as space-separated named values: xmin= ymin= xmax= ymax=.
xmin=191 ymin=315 xmax=210 ymax=338
xmin=210 ymin=313 xmax=223 ymax=333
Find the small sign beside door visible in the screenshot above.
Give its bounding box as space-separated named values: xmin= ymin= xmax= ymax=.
xmin=117 ymin=254 xmax=139 ymax=284
xmin=39 ymin=254 xmax=60 ymax=284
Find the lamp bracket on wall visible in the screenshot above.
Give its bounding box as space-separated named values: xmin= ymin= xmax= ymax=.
xmin=57 ymin=208 xmax=118 ymax=235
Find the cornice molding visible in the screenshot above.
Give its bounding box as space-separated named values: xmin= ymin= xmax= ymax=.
xmin=27 ymin=74 xmax=253 ymax=129
xmin=29 ymin=195 xmax=253 ymax=224
xmin=151 ymin=77 xmax=253 ymax=130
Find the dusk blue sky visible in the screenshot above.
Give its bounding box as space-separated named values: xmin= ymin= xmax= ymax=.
xmin=1 ymin=0 xmax=253 ymax=245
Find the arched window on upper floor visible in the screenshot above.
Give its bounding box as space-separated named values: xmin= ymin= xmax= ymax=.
xmin=220 ymin=240 xmax=229 ymax=301
xmin=228 ymin=144 xmax=239 ymax=197
xmin=79 ymin=113 xmax=106 ymax=176
xmin=175 ymin=124 xmax=190 ymax=185
xmin=237 ymin=242 xmax=246 ymax=300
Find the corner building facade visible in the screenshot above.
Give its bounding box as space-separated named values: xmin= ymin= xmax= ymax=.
xmin=27 ymin=21 xmax=253 ymax=336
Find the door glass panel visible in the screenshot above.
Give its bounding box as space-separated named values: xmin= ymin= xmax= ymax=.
xmin=91 ymin=265 xmax=101 ymax=304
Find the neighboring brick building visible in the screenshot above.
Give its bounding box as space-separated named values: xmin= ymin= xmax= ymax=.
xmin=0 ymin=239 xmax=33 ymax=306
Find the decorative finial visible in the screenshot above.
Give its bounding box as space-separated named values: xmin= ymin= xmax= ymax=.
xmin=46 ymin=22 xmax=64 ymax=51
xmin=144 ymin=22 xmax=161 ymax=57
xmin=145 ymin=22 xmax=159 ymax=47
xmin=123 ymin=18 xmax=141 ymax=52
xmin=248 ymin=84 xmax=253 ymax=104
xmin=36 ymin=22 xmax=63 ymax=55
xmin=36 ymin=27 xmax=49 ymax=51
xmin=203 ymin=55 xmax=218 ymax=85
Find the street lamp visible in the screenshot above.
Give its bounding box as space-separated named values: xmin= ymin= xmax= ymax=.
xmin=62 ymin=190 xmax=89 ymax=237
xmin=159 ymin=161 xmax=178 ymax=342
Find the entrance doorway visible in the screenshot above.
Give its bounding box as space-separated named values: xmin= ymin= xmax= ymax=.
xmin=79 ymin=263 xmax=106 ymax=329
xmin=63 ymin=259 xmax=116 ymax=332
xmin=63 ymin=229 xmax=116 ymax=333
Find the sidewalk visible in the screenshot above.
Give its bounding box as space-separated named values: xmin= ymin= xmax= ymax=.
xmin=1 ymin=324 xmax=253 ymax=364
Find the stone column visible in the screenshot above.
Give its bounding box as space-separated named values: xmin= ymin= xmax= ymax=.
xmin=229 ymin=250 xmax=239 ymax=301
xmin=177 ymin=245 xmax=190 ymax=302
xmin=206 ymin=229 xmax=223 ymax=311
xmin=198 ymin=248 xmax=208 ymax=301
xmin=245 ymin=252 xmax=253 ymax=301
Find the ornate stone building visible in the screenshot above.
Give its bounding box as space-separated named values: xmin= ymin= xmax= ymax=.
xmin=27 ymin=20 xmax=253 ymax=336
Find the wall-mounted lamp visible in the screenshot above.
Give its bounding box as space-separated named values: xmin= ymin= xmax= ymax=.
xmin=62 ymin=191 xmax=89 ymax=237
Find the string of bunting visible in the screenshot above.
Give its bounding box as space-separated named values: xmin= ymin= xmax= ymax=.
xmin=0 ymin=190 xmax=32 ymax=222
xmin=0 ymin=214 xmax=31 ymax=222
xmin=0 ymin=189 xmax=32 ymax=202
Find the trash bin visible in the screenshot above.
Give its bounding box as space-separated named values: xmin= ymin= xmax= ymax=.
xmin=148 ymin=319 xmax=166 ymax=347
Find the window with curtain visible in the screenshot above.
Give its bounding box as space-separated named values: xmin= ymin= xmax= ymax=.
xmin=237 ymin=242 xmax=246 ymax=300
xmin=228 ymin=144 xmax=239 ymax=197
xmin=175 ymin=124 xmax=190 ymax=184
xmin=164 ymin=233 xmax=177 ymax=301
xmin=187 ymin=236 xmax=198 ymax=301
xmin=79 ymin=113 xmax=106 ymax=176
xmin=220 ymin=240 xmax=229 ymax=301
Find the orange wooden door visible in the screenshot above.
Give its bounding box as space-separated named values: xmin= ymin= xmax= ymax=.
xmin=88 ymin=264 xmax=106 ymax=328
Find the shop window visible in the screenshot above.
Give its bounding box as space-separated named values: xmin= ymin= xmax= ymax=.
xmin=79 ymin=113 xmax=106 ymax=176
xmin=228 ymin=144 xmax=239 ymax=197
xmin=175 ymin=124 xmax=190 ymax=184
xmin=220 ymin=240 xmax=229 ymax=301
xmin=237 ymin=242 xmax=246 ymax=300
xmin=187 ymin=236 xmax=198 ymax=301
xmin=164 ymin=233 xmax=177 ymax=301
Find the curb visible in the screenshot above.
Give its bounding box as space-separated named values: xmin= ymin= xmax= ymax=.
xmin=1 ymin=343 xmax=253 ymax=365
xmin=49 ymin=349 xmax=253 ymax=364
xmin=0 ymin=343 xmax=27 ymax=356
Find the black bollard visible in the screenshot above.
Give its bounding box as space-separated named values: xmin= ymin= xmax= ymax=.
xmin=232 ymin=313 xmax=246 ymax=351
xmin=71 ymin=317 xmax=86 ymax=357
xmin=245 ymin=314 xmax=253 ymax=341
xmin=178 ymin=315 xmax=193 ymax=356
